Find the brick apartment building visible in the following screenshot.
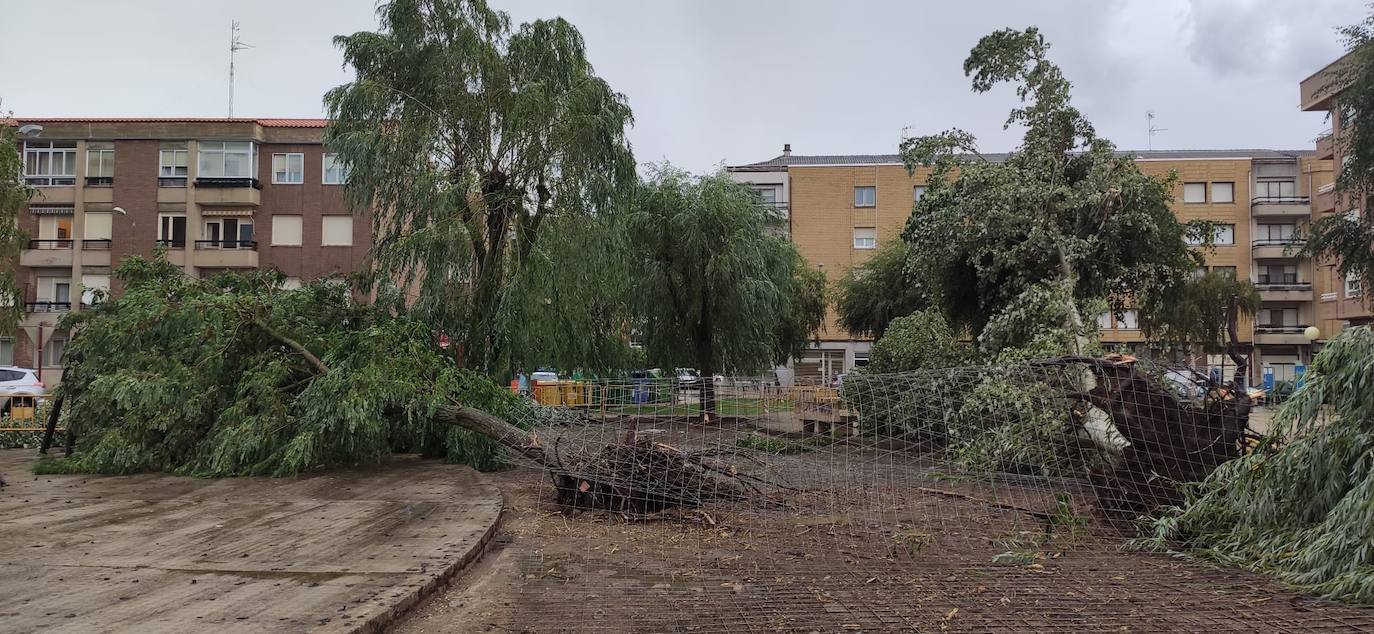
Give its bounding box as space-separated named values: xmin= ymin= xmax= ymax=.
xmin=1302 ymin=51 xmax=1371 ymax=333
xmin=728 ymin=147 xmax=1334 ymax=384
xmin=6 ymin=118 xmax=371 ymax=384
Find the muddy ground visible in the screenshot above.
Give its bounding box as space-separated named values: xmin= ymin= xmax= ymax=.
xmin=395 ymin=458 xmax=1374 ymax=633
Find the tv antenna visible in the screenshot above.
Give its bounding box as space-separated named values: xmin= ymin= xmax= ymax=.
xmin=1146 ymin=110 xmax=1167 ymax=151
xmin=229 ymin=20 xmax=254 ymax=118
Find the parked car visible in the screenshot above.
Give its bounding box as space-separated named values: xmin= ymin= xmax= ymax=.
xmin=530 ymin=369 xmax=559 ymax=384
xmin=676 ymin=368 xmax=700 ymax=388
xmin=0 ymin=366 xmax=46 ymax=398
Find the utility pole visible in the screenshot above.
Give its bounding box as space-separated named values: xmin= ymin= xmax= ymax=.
xmin=229 ymin=21 xmax=254 ymax=118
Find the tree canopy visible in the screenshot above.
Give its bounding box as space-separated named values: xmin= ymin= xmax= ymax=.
xmin=0 ymin=116 xmax=30 ymax=333
xmin=835 ymin=240 xmax=929 ymax=340
xmin=900 ymin=28 xmax=1201 ymax=357
xmin=42 ymin=254 xmax=525 ymax=476
xmin=324 ymin=0 xmax=637 ymax=376
xmin=1140 ymin=269 xmax=1261 ymax=385
xmin=629 ymin=167 xmax=826 ymax=417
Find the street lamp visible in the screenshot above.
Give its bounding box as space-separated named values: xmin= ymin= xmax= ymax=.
xmin=1303 ymin=325 xmax=1320 ymax=342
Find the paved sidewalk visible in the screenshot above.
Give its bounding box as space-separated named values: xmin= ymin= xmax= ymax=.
xmin=0 ymin=450 xmax=502 ymax=634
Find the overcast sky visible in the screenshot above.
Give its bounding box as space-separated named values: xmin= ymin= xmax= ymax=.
xmin=0 ymin=0 xmax=1363 ymax=172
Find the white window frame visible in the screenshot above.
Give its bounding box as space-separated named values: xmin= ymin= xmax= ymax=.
xmin=202 ymin=218 xmax=255 ymax=248
xmin=158 ymin=213 xmax=188 ymax=247
xmin=322 ymin=153 xmax=349 ymax=185
xmin=159 ymin=149 xmax=189 ymax=185
xmin=1347 ymin=270 xmax=1362 ymax=298
xmin=914 ymin=185 xmax=926 ymax=202
xmin=1182 ymin=182 xmax=1206 ymax=204
xmin=1213 ymin=224 xmax=1235 ymax=246
xmin=1116 ymin=310 xmax=1140 ymax=330
xmin=852 ymin=227 xmax=877 ymax=250
xmin=23 ymin=141 xmax=77 ymax=186
xmin=86 ymin=147 xmax=115 ymax=179
xmin=321 ymin=216 xmax=354 ymax=247
xmin=272 ymin=152 xmax=305 ymax=184
xmin=197 ymin=141 xmax=257 ymax=179
xmin=44 ymin=336 xmax=68 ymax=368
xmin=754 ymin=187 xmax=777 ymax=204
xmin=0 ymin=337 xmax=13 ymax=366
xmin=1210 ymin=182 xmax=1234 ymax=204
xmin=271 ymin=215 xmax=304 ymax=246
xmin=854 ymin=186 xmax=876 ymax=208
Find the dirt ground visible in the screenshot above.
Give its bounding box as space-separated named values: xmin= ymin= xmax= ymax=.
xmin=395 ymin=463 xmax=1374 ymax=633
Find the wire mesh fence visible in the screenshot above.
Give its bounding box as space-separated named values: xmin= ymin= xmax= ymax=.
xmin=464 ymin=358 xmax=1374 ymax=632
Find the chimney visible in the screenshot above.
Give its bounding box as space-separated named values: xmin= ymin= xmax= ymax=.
xmin=782 ymin=143 xmax=792 ymax=157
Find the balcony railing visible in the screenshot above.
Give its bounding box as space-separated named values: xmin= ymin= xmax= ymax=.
xmin=1255 ymin=324 xmax=1309 ymax=334
xmin=82 ymin=239 xmax=112 ymax=250
xmin=24 ymin=176 xmax=75 ymax=187
xmin=25 ymin=301 xmax=72 ymax=313
xmin=85 ymin=176 xmax=113 ymax=187
xmin=1250 ymin=196 xmax=1310 ymax=205
xmin=159 ymin=176 xmax=188 ymax=188
xmin=27 ymin=239 xmax=73 ymax=250
xmin=1252 ymin=238 xmax=1305 ymax=248
xmin=156 ymin=239 xmax=186 ymax=249
xmin=194 ymin=177 xmax=262 ymax=189
xmin=194 ymin=240 xmax=258 ymax=250
xmin=1255 ymin=282 xmax=1311 ymax=291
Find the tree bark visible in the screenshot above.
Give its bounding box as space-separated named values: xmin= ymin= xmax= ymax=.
xmin=432 ymin=403 xmax=548 ymax=465
xmin=256 ymin=320 xmax=330 ymax=375
xmin=695 ymin=294 xmax=717 ymax=422
xmin=38 ymin=393 xmax=64 ymax=455
xmin=1223 ymin=293 xmax=1249 ymax=391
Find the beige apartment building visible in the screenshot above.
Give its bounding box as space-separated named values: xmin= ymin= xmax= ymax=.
xmin=729 ymin=147 xmax=1331 ymax=384
xmin=6 ymin=117 xmax=370 ymax=385
xmin=1302 ymin=51 xmax=1371 ymax=334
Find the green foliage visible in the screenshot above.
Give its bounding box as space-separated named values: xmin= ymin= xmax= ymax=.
xmin=628 ymin=167 xmax=826 ymax=416
xmin=1139 ymin=326 xmax=1374 ymax=604
xmin=836 ymin=240 xmax=928 ymax=339
xmin=43 ymin=254 xmax=524 ymax=477
xmin=324 ymin=0 xmax=636 ymax=376
xmin=734 ymin=432 xmax=831 ymax=455
xmin=867 ymin=309 xmax=966 ymax=373
xmin=0 ymin=115 xmax=32 ymax=333
xmin=1141 ymin=270 xmax=1260 ymax=350
xmin=899 ymin=27 xmax=1199 ymax=352
xmin=949 ymin=371 xmax=1075 ymax=476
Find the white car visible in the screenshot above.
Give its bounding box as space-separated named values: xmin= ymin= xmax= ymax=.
xmin=0 ymin=366 xmax=46 ymax=398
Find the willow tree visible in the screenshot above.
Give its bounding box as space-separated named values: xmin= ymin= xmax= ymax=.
xmin=1304 ymin=11 xmax=1374 ymax=305
xmin=0 ymin=116 xmax=30 ymax=333
xmin=900 ymin=28 xmax=1200 ymax=357
xmin=1140 ymin=270 xmax=1261 ymax=387
xmin=836 ymin=240 xmax=929 ymax=340
xmin=324 ymin=0 xmax=636 ymax=375
xmin=630 ymin=168 xmax=826 ymax=420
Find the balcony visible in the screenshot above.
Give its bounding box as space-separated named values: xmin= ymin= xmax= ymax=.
xmin=1316 ymin=133 xmax=1334 ymax=160
xmin=24 ymin=301 xmax=72 ymax=314
xmin=20 ymin=240 xmax=73 ymax=267
xmin=1254 ymin=325 xmax=1312 ymax=345
xmin=1314 ymin=183 xmax=1335 ymax=213
xmin=1251 ymin=238 xmax=1304 ymax=259
xmin=83 ymin=239 xmax=112 ymax=250
xmin=1255 ymin=282 xmax=1313 ymax=302
xmin=194 ymin=240 xmax=259 ymax=268
xmin=85 ymin=176 xmax=113 ymax=187
xmin=1250 ymin=196 xmax=1311 ymax=217
xmin=194 ymin=177 xmax=261 ymax=207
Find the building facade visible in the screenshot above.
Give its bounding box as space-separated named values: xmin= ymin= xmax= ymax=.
xmin=1302 ymin=51 xmax=1371 ymax=335
xmin=7 ymin=118 xmax=370 ymax=384
xmin=728 ymin=147 xmax=1330 ymax=384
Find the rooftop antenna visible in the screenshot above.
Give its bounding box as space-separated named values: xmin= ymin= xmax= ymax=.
xmin=1146 ymin=110 xmax=1167 ymax=151
xmin=229 ymin=20 xmax=254 ymax=118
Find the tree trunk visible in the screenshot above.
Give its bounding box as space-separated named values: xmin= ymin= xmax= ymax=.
xmin=39 ymin=394 xmax=64 ymax=455
xmin=695 ymin=297 xmax=717 ymax=423
xmin=432 ymin=403 xmax=548 ymax=465
xmin=1224 ymin=294 xmax=1249 ymax=391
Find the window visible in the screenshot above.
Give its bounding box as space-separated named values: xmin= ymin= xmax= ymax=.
xmin=0 ymin=338 xmax=12 ymax=366
xmin=271 ymin=215 xmax=303 ymax=246
xmin=853 ymin=186 xmax=876 ymax=207
xmin=1210 ymin=182 xmax=1234 ymax=203
xmin=203 ymin=218 xmax=255 ymax=248
xmin=321 ymin=216 xmax=354 ymax=246
xmin=272 ymin=153 xmax=305 ymax=184
xmin=81 ymin=274 xmax=110 ymax=305
xmin=45 ymin=337 xmax=68 ymax=368
xmin=1348 ymin=270 xmax=1362 ymax=298
xmin=160 ymin=148 xmax=189 ymax=186
xmin=1256 ymin=224 xmax=1296 ymax=243
xmin=1096 ymin=312 xmax=1113 ymax=329
xmin=1183 ymin=182 xmax=1206 ymax=203
xmin=84 ymin=212 xmax=113 ymax=241
xmin=852 ymin=227 xmax=877 ymax=249
xmin=1255 ymin=180 xmax=1296 ymax=199
xmin=37 ymin=277 xmax=71 ymax=304
xmin=23 ymin=141 xmax=77 ymax=186
xmin=1258 ymin=307 xmax=1299 ymax=328
xmin=37 ymin=216 xmax=74 ymax=241
xmin=197 ymin=141 xmax=257 ymax=179
xmin=158 ymin=213 xmax=187 ymax=247
xmin=1258 ymin=264 xmax=1297 ymax=285
xmin=1117 ymin=310 xmax=1139 ymax=330
xmin=755 ymin=187 xmax=777 ymax=204
xmin=914 ymin=186 xmax=926 ymax=202
xmin=86 ymin=145 xmax=114 ymax=183
xmin=1213 ymin=224 xmax=1235 ymax=245
xmin=323 ymin=153 xmax=349 ymax=185
xmin=1213 ymin=266 xmax=1237 ymax=278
